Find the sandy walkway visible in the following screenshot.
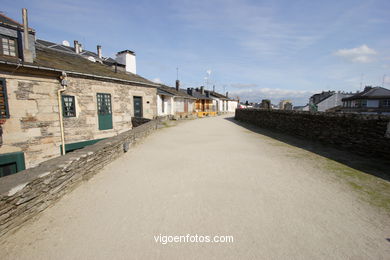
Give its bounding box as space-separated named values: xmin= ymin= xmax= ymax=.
xmin=1 ymin=115 xmax=389 ymax=259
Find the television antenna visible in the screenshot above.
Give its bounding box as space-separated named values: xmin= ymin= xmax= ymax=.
xmin=62 ymin=40 xmax=70 ymax=46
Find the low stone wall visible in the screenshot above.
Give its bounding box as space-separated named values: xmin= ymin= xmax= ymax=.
xmin=0 ymin=119 xmax=159 ymax=237
xmin=131 ymin=117 xmax=151 ymax=127
xmin=235 ymin=109 xmax=390 ymax=159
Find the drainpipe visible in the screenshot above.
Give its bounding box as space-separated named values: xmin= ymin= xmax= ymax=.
xmin=58 ymin=72 xmax=68 ymax=155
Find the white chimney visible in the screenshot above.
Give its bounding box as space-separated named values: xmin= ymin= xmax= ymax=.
xmin=97 ymin=45 xmax=102 ymax=59
xmin=116 ymin=50 xmax=136 ymax=74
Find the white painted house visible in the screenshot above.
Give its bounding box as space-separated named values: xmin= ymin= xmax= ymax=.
xmin=157 ymin=88 xmax=174 ymax=117
xmin=157 ymin=84 xmax=196 ymax=118
xmin=205 ymin=90 xmax=229 ymax=114
xmin=317 ymin=92 xmax=352 ymax=112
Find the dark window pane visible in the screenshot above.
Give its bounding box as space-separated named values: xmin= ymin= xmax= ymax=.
xmin=62 ymin=95 xmax=76 ymax=117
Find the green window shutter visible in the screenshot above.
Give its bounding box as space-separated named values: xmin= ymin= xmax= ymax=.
xmin=0 ymin=78 xmax=10 ymax=119
xmin=0 ymin=152 xmax=25 ymax=177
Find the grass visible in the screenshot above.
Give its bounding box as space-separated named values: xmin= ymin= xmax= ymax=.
xmin=324 ymin=159 xmax=390 ymax=213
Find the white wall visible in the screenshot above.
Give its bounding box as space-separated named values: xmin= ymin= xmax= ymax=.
xmin=317 ymin=93 xmax=350 ymax=112
xmin=228 ymin=100 xmax=238 ymax=112
xmin=115 ymin=52 xmax=136 ymax=74
xmin=157 ymin=95 xmax=174 ymax=116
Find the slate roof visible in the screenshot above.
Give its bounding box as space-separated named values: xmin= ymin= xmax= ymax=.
xmin=0 ymin=13 xmax=34 ymax=32
xmin=24 ymin=45 xmax=157 ymax=86
xmin=186 ymin=89 xmax=212 ymax=100
xmin=342 ymin=87 xmax=390 ymax=101
xmin=157 ymin=88 xmax=174 ymax=96
xmin=157 ymin=85 xmax=196 ymax=99
xmin=205 ymin=90 xmax=228 ymax=100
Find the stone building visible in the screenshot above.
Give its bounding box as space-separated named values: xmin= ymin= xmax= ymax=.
xmin=0 ymin=11 xmax=158 ymax=177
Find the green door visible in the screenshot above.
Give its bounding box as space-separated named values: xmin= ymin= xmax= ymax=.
xmin=133 ymin=96 xmax=143 ymax=118
xmin=97 ymin=93 xmax=113 ymax=130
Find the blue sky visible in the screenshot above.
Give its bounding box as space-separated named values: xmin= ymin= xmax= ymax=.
xmin=2 ymin=0 xmax=390 ymax=105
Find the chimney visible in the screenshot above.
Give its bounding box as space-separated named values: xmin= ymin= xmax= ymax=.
xmin=116 ymin=50 xmax=136 ymax=74
xmin=187 ymin=88 xmax=193 ymax=96
xmin=206 ymin=91 xmax=210 ymax=98
xmin=97 ymin=45 xmax=102 ymax=59
xmin=213 ymin=85 xmax=215 ymax=92
xmin=74 ymin=40 xmax=80 ymax=54
xmin=226 ymin=91 xmax=229 ymax=98
xmin=22 ymin=8 xmax=33 ymax=63
xmin=175 ymin=80 xmax=180 ymax=91
xmin=200 ymin=86 xmax=204 ymax=95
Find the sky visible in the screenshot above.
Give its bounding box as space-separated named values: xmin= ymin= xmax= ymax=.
xmin=2 ymin=0 xmax=390 ymax=105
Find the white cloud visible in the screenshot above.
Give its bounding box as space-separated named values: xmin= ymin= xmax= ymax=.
xmin=171 ymin=0 xmax=323 ymax=57
xmin=230 ymin=87 xmax=318 ymax=105
xmin=230 ymin=83 xmax=258 ymax=89
xmin=152 ymin=78 xmax=162 ymax=84
xmin=333 ymin=45 xmax=377 ymax=63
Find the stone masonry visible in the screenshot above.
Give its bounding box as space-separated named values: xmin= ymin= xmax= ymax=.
xmin=235 ymin=109 xmax=390 ymax=160
xmin=0 ymin=72 xmax=157 ymax=169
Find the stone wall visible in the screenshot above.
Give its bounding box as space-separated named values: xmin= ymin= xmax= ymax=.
xmin=0 ymin=74 xmax=62 ymax=168
xmin=0 ymin=72 xmax=157 ymax=169
xmin=0 ymin=119 xmax=159 ymax=237
xmin=235 ymin=109 xmax=390 ymax=159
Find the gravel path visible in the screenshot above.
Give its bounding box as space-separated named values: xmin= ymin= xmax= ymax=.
xmin=1 ymin=115 xmax=389 ymax=259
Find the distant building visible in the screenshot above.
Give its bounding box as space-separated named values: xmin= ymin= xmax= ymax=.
xmin=317 ymin=92 xmax=353 ymax=112
xmin=341 ymin=86 xmax=390 ymax=114
xmin=309 ymin=91 xmax=334 ymax=112
xmin=260 ymin=99 xmax=271 ymax=109
xmin=279 ymin=100 xmax=293 ymax=110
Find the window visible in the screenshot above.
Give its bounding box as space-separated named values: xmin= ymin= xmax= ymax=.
xmin=361 ymin=99 xmax=367 ymax=107
xmin=161 ymin=96 xmax=165 ymax=113
xmin=0 ymin=78 xmax=9 ymax=119
xmin=382 ymin=99 xmax=390 ymax=108
xmin=0 ymin=35 xmax=17 ymax=57
xmin=62 ymin=95 xmax=76 ymax=117
xmin=97 ymin=93 xmax=112 ymax=115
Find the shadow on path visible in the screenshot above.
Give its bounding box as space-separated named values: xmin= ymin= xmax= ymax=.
xmin=225 ymin=117 xmax=390 ymax=182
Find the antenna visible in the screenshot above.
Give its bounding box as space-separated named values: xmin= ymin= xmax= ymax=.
xmin=383 ymin=74 xmax=386 ymax=87
xmin=62 ymin=40 xmax=70 ymax=46
xmin=360 ymin=73 xmax=364 ymax=91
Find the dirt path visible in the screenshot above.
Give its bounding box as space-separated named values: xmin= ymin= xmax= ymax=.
xmin=1 ymin=115 xmax=389 ymax=259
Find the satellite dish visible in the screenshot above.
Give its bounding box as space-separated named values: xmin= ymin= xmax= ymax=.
xmin=62 ymin=40 xmax=70 ymax=46
xmin=88 ymin=56 xmax=96 ymax=62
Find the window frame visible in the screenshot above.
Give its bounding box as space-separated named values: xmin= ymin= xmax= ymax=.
xmin=382 ymin=99 xmax=390 ymax=108
xmin=97 ymin=93 xmax=112 ymax=115
xmin=0 ymin=78 xmax=10 ymax=119
xmin=0 ymin=35 xmax=18 ymax=57
xmin=62 ymin=95 xmax=76 ymax=117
